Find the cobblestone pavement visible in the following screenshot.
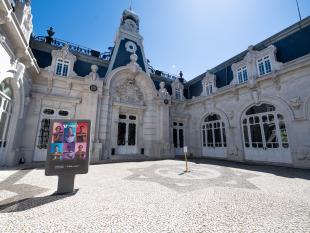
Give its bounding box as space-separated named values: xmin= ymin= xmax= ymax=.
xmin=0 ymin=159 xmax=310 ymax=233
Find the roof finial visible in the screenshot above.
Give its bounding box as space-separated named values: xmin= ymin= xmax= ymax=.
xmin=129 ymin=0 xmax=133 ymax=11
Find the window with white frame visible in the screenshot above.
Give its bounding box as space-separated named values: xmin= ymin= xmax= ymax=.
xmin=257 ymin=56 xmax=272 ymax=76
xmin=201 ymin=114 xmax=227 ymax=148
xmin=206 ymin=84 xmax=213 ymax=96
xmin=55 ymin=59 xmax=70 ymax=77
xmin=237 ymin=66 xmax=248 ymax=84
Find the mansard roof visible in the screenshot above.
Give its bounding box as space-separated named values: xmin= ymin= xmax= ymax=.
xmin=30 ymin=15 xmax=310 ymax=98
xmin=185 ymin=16 xmax=310 ymax=99
xmin=30 ymin=37 xmax=110 ymax=78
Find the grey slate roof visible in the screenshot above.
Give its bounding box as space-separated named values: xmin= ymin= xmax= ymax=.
xmin=185 ymin=16 xmax=310 ymax=99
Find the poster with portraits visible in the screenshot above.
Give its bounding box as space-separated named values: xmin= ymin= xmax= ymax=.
xmin=45 ymin=120 xmax=91 ymax=176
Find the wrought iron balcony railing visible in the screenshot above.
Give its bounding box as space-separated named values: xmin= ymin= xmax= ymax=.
xmin=149 ymin=66 xmax=185 ymax=83
xmin=32 ymin=36 xmax=112 ymax=61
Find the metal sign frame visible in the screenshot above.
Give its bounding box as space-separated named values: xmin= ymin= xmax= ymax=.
xmin=45 ymin=119 xmax=91 ymax=176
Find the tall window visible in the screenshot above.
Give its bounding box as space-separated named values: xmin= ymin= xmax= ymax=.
xmin=173 ymin=122 xmax=184 ymax=148
xmin=206 ymin=84 xmax=213 ymax=96
xmin=237 ymin=66 xmax=248 ymax=83
xmin=175 ymin=89 xmax=181 ymax=100
xmin=257 ymin=56 xmax=272 ymax=76
xmin=201 ymin=114 xmax=227 ymax=148
xmin=55 ymin=59 xmax=69 ymax=77
xmin=242 ymin=103 xmax=289 ymax=149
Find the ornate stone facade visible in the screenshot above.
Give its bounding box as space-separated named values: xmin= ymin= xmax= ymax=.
xmin=0 ymin=1 xmax=310 ymax=169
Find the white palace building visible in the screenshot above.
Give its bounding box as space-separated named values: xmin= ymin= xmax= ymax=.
xmin=0 ymin=0 xmax=310 ymax=168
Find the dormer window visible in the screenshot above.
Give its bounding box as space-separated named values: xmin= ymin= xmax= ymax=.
xmin=237 ymin=66 xmax=248 ymax=84
xmin=201 ymin=71 xmax=216 ymax=97
xmin=55 ymin=59 xmax=69 ymax=77
xmin=175 ymin=89 xmax=181 ymax=100
xmin=206 ymin=84 xmax=213 ymax=96
xmin=172 ymin=77 xmax=184 ymax=101
xmin=257 ymin=56 xmax=272 ymax=76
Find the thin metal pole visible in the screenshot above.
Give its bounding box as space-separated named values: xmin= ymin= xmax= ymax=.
xmin=295 ymin=0 xmax=302 ymax=21
xmin=130 ymin=0 xmax=133 ymax=11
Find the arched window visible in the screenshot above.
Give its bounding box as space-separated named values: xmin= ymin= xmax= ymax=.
xmin=201 ymin=114 xmax=227 ymax=148
xmin=242 ymin=103 xmax=289 ymax=149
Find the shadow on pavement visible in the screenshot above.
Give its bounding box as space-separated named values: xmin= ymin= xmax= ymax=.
xmin=187 ymin=158 xmax=310 ymax=180
xmin=0 ymin=169 xmax=78 ymax=213
xmin=0 ymin=189 xmax=79 ymax=213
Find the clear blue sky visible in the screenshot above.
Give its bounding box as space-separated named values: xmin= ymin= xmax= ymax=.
xmin=31 ymin=0 xmax=310 ymax=80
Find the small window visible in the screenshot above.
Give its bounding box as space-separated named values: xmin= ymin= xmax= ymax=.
xmin=55 ymin=59 xmax=70 ymax=77
xmin=237 ymin=66 xmax=248 ymax=84
xmin=58 ymin=110 xmax=69 ymax=116
xmin=43 ymin=109 xmax=55 ymax=115
xmin=129 ymin=115 xmax=136 ymax=120
xmin=257 ymin=56 xmax=272 ymax=76
xmin=119 ymin=114 xmax=126 ymax=119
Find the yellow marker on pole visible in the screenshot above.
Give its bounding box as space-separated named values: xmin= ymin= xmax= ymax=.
xmin=184 ymin=146 xmax=189 ymax=173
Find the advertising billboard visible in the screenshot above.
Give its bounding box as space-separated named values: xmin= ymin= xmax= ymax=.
xmin=45 ymin=120 xmax=91 ymax=176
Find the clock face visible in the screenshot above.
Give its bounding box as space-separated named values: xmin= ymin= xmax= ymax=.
xmin=164 ymin=99 xmax=169 ymax=105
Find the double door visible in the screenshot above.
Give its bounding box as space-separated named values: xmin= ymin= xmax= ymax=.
xmin=173 ymin=122 xmax=184 ymax=156
xmin=117 ymin=114 xmax=138 ymax=155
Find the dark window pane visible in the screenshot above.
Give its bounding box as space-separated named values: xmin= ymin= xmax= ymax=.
xmin=222 ymin=128 xmax=227 ymax=147
xmin=173 ymin=129 xmax=178 ymax=148
xmin=119 ymin=114 xmax=126 ymax=119
xmin=214 ymin=128 xmax=221 ymax=147
xmin=37 ymin=119 xmax=51 ymax=149
xmin=250 ymin=124 xmax=262 ymax=146
xmin=246 ymin=104 xmax=275 ymax=115
xmin=279 ymin=121 xmax=289 ymax=148
xmin=263 ymin=122 xmax=277 ymax=143
xmin=128 ymin=123 xmax=136 ymax=145
xmin=179 ymin=129 xmax=184 ymax=148
xmin=129 ymin=115 xmax=136 ymax=120
xmin=43 ymin=109 xmax=54 ymax=115
xmin=243 ymin=125 xmax=249 ymax=143
xmin=207 ymin=129 xmax=213 ymax=147
xmin=117 ymin=122 xmax=126 ymax=145
xmin=58 ymin=110 xmax=68 ymax=116
xmin=202 ymin=129 xmax=206 ymax=147
xmin=205 ymin=114 xmax=220 ymax=122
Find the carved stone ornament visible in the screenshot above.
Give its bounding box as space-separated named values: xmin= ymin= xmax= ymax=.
xmin=126 ymin=53 xmax=141 ymax=74
xmin=290 ymin=96 xmax=302 ymax=109
xmin=159 ymin=81 xmax=170 ymax=98
xmin=296 ymin=146 xmax=310 ymax=160
xmin=115 ymin=78 xmax=144 ymax=105
xmin=87 ymin=64 xmax=100 ymax=81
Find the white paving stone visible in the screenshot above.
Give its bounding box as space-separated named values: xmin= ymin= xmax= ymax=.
xmin=0 ymin=160 xmax=309 ymax=232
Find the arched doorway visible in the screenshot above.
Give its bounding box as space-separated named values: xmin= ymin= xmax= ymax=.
xmin=241 ymin=103 xmax=291 ymax=163
xmin=0 ymin=79 xmax=14 ymax=163
xmin=201 ymin=114 xmax=227 ymax=158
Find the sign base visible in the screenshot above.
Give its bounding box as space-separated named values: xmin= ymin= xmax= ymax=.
xmin=57 ymin=174 xmax=75 ymax=194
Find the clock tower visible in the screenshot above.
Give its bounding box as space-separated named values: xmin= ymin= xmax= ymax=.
xmin=107 ymin=9 xmax=149 ymax=75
